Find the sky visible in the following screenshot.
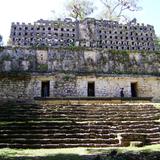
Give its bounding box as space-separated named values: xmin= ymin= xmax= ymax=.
xmin=0 ymin=0 xmax=160 ymax=45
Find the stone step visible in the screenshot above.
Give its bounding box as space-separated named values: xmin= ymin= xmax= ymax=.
xmin=0 ymin=116 xmax=158 ymax=122
xmin=0 ymin=127 xmax=159 ymax=135
xmin=1 ymin=107 xmax=158 ymax=113
xmin=0 ymin=104 xmax=157 ymax=109
xmin=0 ymin=119 xmax=158 ymax=123
xmin=113 ymin=128 xmax=160 ymax=133
xmin=0 ymin=125 xmax=158 ymax=132
xmin=1 ymin=104 xmax=158 ymax=111
xmin=0 ymin=133 xmax=117 ymax=139
xmin=147 ymin=138 xmax=160 ymax=144
xmin=0 ymin=138 xmax=119 ymax=145
xmin=146 ymin=133 xmax=160 ymax=138
xmin=1 ymin=112 xmax=159 ymax=118
xmin=43 ymin=104 xmax=156 ymax=108
xmin=1 ymin=132 xmax=159 ymax=140
xmin=0 ymin=103 xmax=159 ymax=148
xmin=0 ymin=142 xmax=119 ymax=149
xmin=1 ymin=125 xmax=159 ymax=133
xmin=147 ymin=137 xmax=160 ymax=141
xmin=115 ymin=124 xmax=160 ymax=130
xmin=0 ymin=122 xmax=158 ymax=130
xmin=149 ymin=141 xmax=160 ymax=145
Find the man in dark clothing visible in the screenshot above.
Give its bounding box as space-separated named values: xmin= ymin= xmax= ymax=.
xmin=120 ymin=88 xmax=124 ymax=97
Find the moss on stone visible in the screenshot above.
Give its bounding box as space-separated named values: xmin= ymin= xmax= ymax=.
xmin=0 ymin=72 xmax=31 ymax=81
xmin=37 ymin=64 xmax=48 ymax=72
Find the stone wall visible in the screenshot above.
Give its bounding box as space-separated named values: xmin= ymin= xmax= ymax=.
xmin=10 ymin=18 xmax=78 ymax=48
xmin=10 ymin=18 xmax=157 ymax=51
xmin=0 ymin=73 xmax=159 ymax=102
xmin=76 ymin=75 xmax=160 ymax=101
xmin=0 ymin=47 xmax=160 ymax=75
xmin=0 ymin=76 xmax=32 ymax=101
xmin=53 ymin=74 xmax=77 ymax=97
xmin=0 ymin=47 xmax=159 ymax=101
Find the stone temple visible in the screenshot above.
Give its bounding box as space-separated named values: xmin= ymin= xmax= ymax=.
xmin=0 ymin=18 xmax=160 ymax=149
xmin=0 ymin=18 xmax=159 ymax=102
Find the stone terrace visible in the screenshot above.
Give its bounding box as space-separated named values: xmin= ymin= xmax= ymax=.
xmin=0 ymin=103 xmax=159 ymax=148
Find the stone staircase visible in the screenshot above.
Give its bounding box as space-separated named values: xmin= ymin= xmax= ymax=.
xmin=0 ymin=102 xmax=159 ymax=148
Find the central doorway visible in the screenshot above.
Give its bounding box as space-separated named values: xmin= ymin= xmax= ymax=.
xmin=131 ymin=82 xmax=137 ymax=97
xmin=88 ymin=82 xmax=95 ymax=97
xmin=41 ymin=81 xmax=50 ymax=97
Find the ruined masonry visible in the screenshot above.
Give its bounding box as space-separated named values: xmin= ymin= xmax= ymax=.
xmin=0 ymin=18 xmax=160 ymax=149
xmin=0 ymin=18 xmax=159 ymax=102
xmin=10 ymin=18 xmax=157 ymax=51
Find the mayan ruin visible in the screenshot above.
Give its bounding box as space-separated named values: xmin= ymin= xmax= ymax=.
xmin=0 ymin=1 xmax=160 ymax=157
xmin=10 ymin=18 xmax=157 ymax=51
xmin=0 ymin=17 xmax=156 ymax=102
xmin=0 ymin=0 xmax=160 ymax=160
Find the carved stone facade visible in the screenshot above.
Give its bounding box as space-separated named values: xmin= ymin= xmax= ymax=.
xmin=0 ymin=48 xmax=160 ymax=74
xmin=10 ymin=18 xmax=78 ymax=48
xmin=10 ymin=18 xmax=157 ymax=51
xmin=0 ymin=47 xmax=159 ymax=101
xmin=0 ymin=74 xmax=160 ymax=102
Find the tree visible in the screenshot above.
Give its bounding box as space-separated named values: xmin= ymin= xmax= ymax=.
xmin=65 ymin=0 xmax=95 ymax=20
xmin=155 ymin=36 xmax=160 ymax=51
xmin=7 ymin=38 xmax=12 ymax=46
xmin=100 ymin=0 xmax=142 ymax=22
xmin=0 ymin=35 xmax=3 ymax=46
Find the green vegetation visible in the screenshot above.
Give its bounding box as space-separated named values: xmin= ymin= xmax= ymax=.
xmin=1 ymin=45 xmax=160 ymax=54
xmin=0 ymin=46 xmax=5 ymax=51
xmin=0 ymin=72 xmax=31 ymax=81
xmin=29 ymin=45 xmax=49 ymax=51
xmin=65 ymin=0 xmax=95 ymax=20
xmin=109 ymin=49 xmax=129 ymax=55
xmin=62 ymin=74 xmax=75 ymax=81
xmin=100 ymin=0 xmax=142 ymax=22
xmin=0 ymin=34 xmax=3 ymax=47
xmin=37 ymin=64 xmax=48 ymax=72
xmin=86 ymin=144 xmax=160 ymax=154
xmin=1 ymin=54 xmax=12 ymax=61
xmin=0 ymin=145 xmax=160 ymax=159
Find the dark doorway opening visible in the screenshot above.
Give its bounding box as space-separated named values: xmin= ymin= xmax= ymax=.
xmin=131 ymin=82 xmax=137 ymax=97
xmin=88 ymin=82 xmax=95 ymax=97
xmin=41 ymin=81 xmax=50 ymax=97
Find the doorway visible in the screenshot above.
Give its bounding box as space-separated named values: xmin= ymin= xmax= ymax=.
xmin=41 ymin=81 xmax=50 ymax=97
xmin=88 ymin=82 xmax=95 ymax=97
xmin=131 ymin=82 xmax=137 ymax=97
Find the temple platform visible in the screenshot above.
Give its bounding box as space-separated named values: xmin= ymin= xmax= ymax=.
xmin=34 ymin=97 xmax=152 ymax=105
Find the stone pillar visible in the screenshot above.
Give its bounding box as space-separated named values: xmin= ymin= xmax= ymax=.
xmin=3 ymin=61 xmax=11 ymax=71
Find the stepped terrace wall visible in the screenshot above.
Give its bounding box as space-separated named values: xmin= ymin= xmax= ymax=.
xmin=0 ymin=47 xmax=160 ymax=74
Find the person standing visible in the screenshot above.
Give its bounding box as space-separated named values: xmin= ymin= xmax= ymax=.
xmin=120 ymin=88 xmax=124 ymax=98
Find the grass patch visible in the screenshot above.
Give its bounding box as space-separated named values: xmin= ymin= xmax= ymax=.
xmin=0 ymin=148 xmax=86 ymax=160
xmin=87 ymin=144 xmax=160 ymax=154
xmin=0 ymin=144 xmax=160 ymax=159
